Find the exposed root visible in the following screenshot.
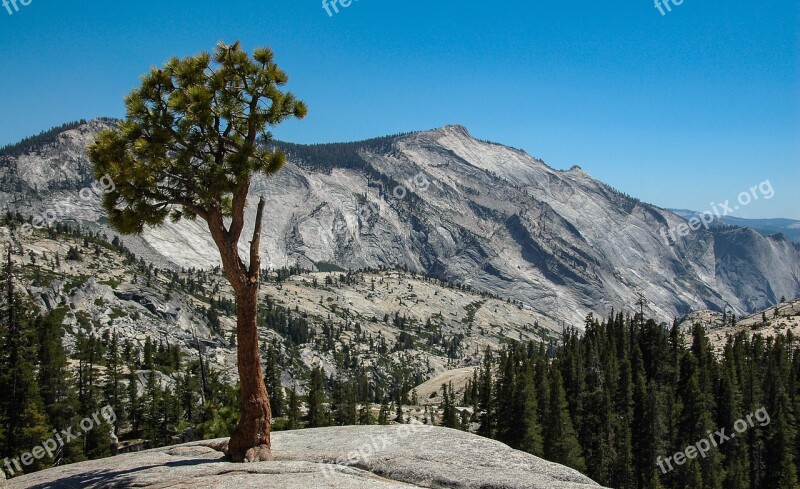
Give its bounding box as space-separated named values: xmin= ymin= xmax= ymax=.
xmin=204 ymin=439 xmax=230 ymax=455
xmin=243 ymin=444 xmax=273 ymax=462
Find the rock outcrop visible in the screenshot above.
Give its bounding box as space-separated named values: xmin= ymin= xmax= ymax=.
xmin=2 ymin=121 xmax=798 ymax=327
xmin=7 ymin=426 xmax=607 ymax=489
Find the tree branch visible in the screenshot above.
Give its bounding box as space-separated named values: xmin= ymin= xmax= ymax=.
xmin=248 ymin=196 xmax=266 ymax=281
xmin=206 ymin=209 xmax=248 ymax=294
xmin=245 ymin=90 xmax=261 ymax=145
xmin=228 ymin=178 xmax=250 ymax=244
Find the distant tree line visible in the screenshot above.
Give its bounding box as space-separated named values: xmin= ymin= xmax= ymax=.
xmin=0 ymin=120 xmax=90 ymax=159
xmin=465 ymin=312 xmax=800 ymax=489
xmin=5 ymin=212 xmax=798 ymax=486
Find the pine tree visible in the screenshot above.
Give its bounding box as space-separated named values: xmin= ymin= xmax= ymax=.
xmin=15 ymin=401 xmax=52 ymax=474
xmin=478 ymin=348 xmax=494 ymax=437
xmin=34 ymin=308 xmax=84 ymax=465
xmin=610 ymin=358 xmax=634 ymax=488
xmin=544 ymin=369 xmax=586 ymax=472
xmin=718 ymin=343 xmax=749 ymax=489
xmin=395 ymin=401 xmax=405 ymax=424
xmin=143 ymin=336 xmax=154 ymax=369
xmin=494 ymin=350 xmax=517 ymax=444
xmin=88 ymin=40 xmax=308 ymax=462
xmin=332 ymin=375 xmax=356 ymax=426
xmin=177 ymin=371 xmax=199 ymax=427
xmin=103 ymin=330 xmax=124 ymax=434
xmin=517 ymin=364 xmax=544 ymax=456
xmin=143 ymin=369 xmax=161 ymax=447
xmin=287 ymin=388 xmax=300 ymax=429
xmin=676 ymin=353 xmax=722 ymax=488
xmin=127 ymin=371 xmax=143 ymax=436
xmin=0 ymin=252 xmax=52 ymax=470
xmin=264 ymin=344 xmax=284 ymax=417
xmin=306 ymin=366 xmax=328 ymax=428
xmin=468 ymin=314 xmax=800 ymax=489
xmin=441 ymin=382 xmax=458 ymax=428
xmin=378 ymin=399 xmax=390 ymax=425
xmin=357 ymin=403 xmax=374 ymax=425
xmin=764 ymin=388 xmax=799 ymax=488
xmin=684 ymin=460 xmax=703 ymax=489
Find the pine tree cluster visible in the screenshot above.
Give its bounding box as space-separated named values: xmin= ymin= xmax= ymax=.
xmin=469 ymin=312 xmax=800 ymax=489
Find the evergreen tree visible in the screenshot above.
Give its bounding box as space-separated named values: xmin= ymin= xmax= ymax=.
xmin=263 ymin=344 xmax=284 ymax=417
xmin=494 ymin=350 xmax=517 ymax=444
xmin=103 ymin=330 xmax=124 ymax=434
xmin=441 ymin=382 xmax=458 ymax=429
xmin=143 ymin=369 xmax=161 ymax=447
xmin=35 ymin=308 xmax=84 ymax=465
xmin=764 ymin=387 xmax=799 ymax=487
xmin=378 ymin=399 xmax=390 ymax=425
xmin=517 ymin=363 xmax=544 ymax=456
xmin=461 ymin=311 xmax=800 ymax=489
xmin=306 ymin=366 xmax=328 ymax=428
xmin=478 ymin=348 xmax=494 ymax=437
xmin=89 ymin=39 xmax=308 ymax=462
xmin=0 ymin=253 xmax=52 ymax=471
xmin=126 ymin=371 xmax=143 ymax=436
xmin=287 ymin=388 xmax=300 ymax=429
xmin=610 ymin=358 xmax=634 ymax=488
xmin=357 ymin=403 xmax=375 ymax=425
xmin=332 ymin=374 xmax=356 ymax=426
xmin=544 ymin=369 xmax=586 ymax=472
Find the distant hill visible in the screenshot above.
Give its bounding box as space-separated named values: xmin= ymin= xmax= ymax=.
xmin=0 ymin=120 xmax=90 ymax=159
xmin=670 ymin=209 xmax=800 ymax=243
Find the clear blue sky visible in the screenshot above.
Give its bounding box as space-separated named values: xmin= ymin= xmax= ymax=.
xmin=1 ymin=0 xmax=797 ymax=218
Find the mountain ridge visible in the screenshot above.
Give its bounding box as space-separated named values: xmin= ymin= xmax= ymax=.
xmin=670 ymin=208 xmax=800 ymax=243
xmin=1 ymin=119 xmax=798 ymax=328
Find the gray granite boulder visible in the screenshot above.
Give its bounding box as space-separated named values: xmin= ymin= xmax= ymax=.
xmin=8 ymin=426 xmax=607 ymax=488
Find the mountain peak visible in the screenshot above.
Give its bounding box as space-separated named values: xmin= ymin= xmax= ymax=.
xmin=3 ymin=120 xmax=799 ymax=326
xmin=432 ymin=124 xmax=472 ymax=138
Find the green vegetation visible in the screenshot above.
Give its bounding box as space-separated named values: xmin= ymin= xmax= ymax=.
xmin=462 ymin=300 xmax=484 ymax=325
xmin=100 ymin=278 xmax=121 ymax=289
xmin=0 ymin=120 xmax=93 ymax=159
xmin=3 ymin=210 xmax=797 ymax=485
xmin=87 ymin=40 xmax=309 ymax=462
xmin=467 ymin=313 xmax=800 ymax=489
xmin=314 ymin=261 xmax=347 ymax=273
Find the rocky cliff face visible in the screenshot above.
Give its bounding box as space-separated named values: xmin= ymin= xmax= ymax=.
xmin=6 ymin=426 xmax=608 ymax=489
xmin=1 ymin=120 xmax=798 ymax=327
xmin=1 ymin=223 xmax=558 ymax=386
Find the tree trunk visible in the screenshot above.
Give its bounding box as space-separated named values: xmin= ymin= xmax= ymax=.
xmin=227 ymin=282 xmax=273 ymax=462
xmin=205 ymin=197 xmax=271 ymax=462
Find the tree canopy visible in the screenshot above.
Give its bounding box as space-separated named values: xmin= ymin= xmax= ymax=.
xmin=89 ymin=40 xmax=307 ymax=234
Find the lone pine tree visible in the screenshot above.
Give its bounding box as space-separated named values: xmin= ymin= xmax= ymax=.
xmin=88 ymin=40 xmax=307 ymax=461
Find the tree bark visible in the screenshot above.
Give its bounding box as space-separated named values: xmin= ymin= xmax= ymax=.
xmin=226 ymin=282 xmax=272 ymax=462
xmin=206 ymin=197 xmax=273 ymax=462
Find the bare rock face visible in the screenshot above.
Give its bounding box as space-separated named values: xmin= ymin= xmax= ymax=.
xmin=3 ymin=120 xmax=798 ymax=327
xmin=7 ymin=426 xmax=607 ymax=489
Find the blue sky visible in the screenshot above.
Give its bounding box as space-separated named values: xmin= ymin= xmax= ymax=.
xmin=1 ymin=0 xmax=797 ymax=218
